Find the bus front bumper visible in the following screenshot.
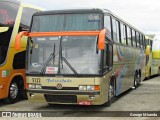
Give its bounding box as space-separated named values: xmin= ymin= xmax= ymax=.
xmin=27 ymin=89 xmax=103 ymax=105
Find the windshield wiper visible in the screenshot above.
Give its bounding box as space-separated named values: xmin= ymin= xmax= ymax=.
xmin=61 ymin=56 xmax=78 ymax=75
xmin=59 ymin=37 xmax=78 ymax=76
xmin=40 ymin=44 xmax=56 ymax=75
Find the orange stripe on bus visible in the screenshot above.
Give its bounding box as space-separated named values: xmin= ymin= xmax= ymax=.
xmin=28 ymin=31 xmax=100 ymax=37
xmin=15 ymin=29 xmax=106 ymax=50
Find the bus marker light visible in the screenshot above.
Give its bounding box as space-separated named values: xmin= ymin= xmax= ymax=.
xmin=94 ymin=85 xmax=100 ymax=90
xmin=0 ymin=85 xmax=4 ymax=89
xmin=78 ymin=101 xmax=91 ymax=105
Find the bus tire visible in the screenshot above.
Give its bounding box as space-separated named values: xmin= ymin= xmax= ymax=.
xmin=20 ymin=90 xmax=27 ymax=99
xmin=19 ymin=80 xmax=27 ymax=99
xmin=3 ymin=79 xmax=20 ymax=104
xmin=137 ymin=69 xmax=141 ymax=86
xmin=103 ymin=77 xmax=116 ymax=107
xmin=133 ymin=72 xmax=138 ymax=89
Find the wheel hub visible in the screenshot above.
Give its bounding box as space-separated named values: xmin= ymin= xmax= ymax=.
xmin=10 ymin=83 xmax=18 ymax=99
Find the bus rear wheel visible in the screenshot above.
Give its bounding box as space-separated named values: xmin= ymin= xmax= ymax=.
xmin=137 ymin=70 xmax=141 ymax=86
xmin=133 ymin=71 xmax=140 ymax=89
xmin=133 ymin=72 xmax=139 ymax=89
xmin=3 ymin=80 xmax=20 ymax=104
xmin=134 ymin=77 xmax=138 ymax=89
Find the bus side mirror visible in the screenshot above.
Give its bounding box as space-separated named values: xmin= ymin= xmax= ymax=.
xmin=98 ymin=29 xmax=106 ymax=50
xmin=146 ymin=45 xmax=150 ymax=55
xmin=15 ymin=31 xmax=28 ymax=50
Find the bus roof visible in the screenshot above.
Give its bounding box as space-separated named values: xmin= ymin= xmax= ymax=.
xmin=34 ymin=8 xmax=106 ymax=15
xmin=33 ymin=8 xmax=144 ymax=35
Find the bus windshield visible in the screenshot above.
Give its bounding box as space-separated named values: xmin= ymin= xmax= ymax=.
xmin=27 ymin=36 xmax=101 ymax=75
xmin=0 ymin=2 xmax=19 ymax=26
xmin=27 ymin=13 xmax=102 ymax=75
xmin=0 ymin=2 xmax=19 ymax=64
xmin=31 ymin=13 xmax=101 ymax=32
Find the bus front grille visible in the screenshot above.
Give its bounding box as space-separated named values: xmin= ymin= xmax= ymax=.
xmin=44 ymin=94 xmax=77 ymax=103
xmin=42 ymin=86 xmax=78 ymax=90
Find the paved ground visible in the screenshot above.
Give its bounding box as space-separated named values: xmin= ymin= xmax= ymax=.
xmin=0 ymin=76 xmax=160 ymax=118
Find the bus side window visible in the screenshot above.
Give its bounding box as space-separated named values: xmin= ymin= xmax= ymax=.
xmin=111 ymin=18 xmax=120 ymax=43
xmin=143 ymin=36 xmax=146 ymax=49
xmin=132 ymin=29 xmax=136 ymax=47
xmin=142 ymin=35 xmax=145 ymax=49
xmin=139 ymin=34 xmax=143 ymax=48
xmin=142 ymin=35 xmax=144 ymax=49
xmin=19 ymin=8 xmax=38 ymax=32
xmin=127 ymin=26 xmax=132 ymax=46
xmin=136 ymin=32 xmax=140 ymax=48
xmin=150 ymin=39 xmax=152 ymax=50
xmin=104 ymin=15 xmax=112 ymax=40
xmin=120 ymin=23 xmax=127 ymax=45
xmin=111 ymin=18 xmax=118 ymax=42
xmin=116 ymin=20 xmax=120 ymax=43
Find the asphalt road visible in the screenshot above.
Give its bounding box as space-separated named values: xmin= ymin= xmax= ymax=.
xmin=0 ymin=76 xmax=160 ymax=117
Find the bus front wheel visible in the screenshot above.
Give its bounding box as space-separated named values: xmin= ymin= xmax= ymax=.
xmin=103 ymin=78 xmax=116 ymax=107
xmin=3 ymin=79 xmax=20 ymax=104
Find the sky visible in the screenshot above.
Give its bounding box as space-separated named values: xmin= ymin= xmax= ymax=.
xmin=19 ymin=0 xmax=160 ymax=35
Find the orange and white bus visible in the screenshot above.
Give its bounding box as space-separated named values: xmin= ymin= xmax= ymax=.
xmin=0 ymin=0 xmax=43 ymax=103
xmin=16 ymin=9 xmax=148 ymax=106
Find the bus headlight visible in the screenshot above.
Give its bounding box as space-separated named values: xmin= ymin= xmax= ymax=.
xmin=79 ymin=85 xmax=87 ymax=90
xmin=35 ymin=84 xmax=42 ymax=89
xmin=28 ymin=84 xmax=42 ymax=89
xmin=87 ymin=86 xmax=94 ymax=90
xmin=79 ymin=85 xmax=100 ymax=91
xmin=29 ymin=84 xmax=36 ymax=89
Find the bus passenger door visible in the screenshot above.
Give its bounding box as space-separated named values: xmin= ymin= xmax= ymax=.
xmin=103 ymin=41 xmax=113 ymax=73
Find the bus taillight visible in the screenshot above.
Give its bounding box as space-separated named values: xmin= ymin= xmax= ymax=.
xmin=0 ymin=85 xmax=4 ymax=89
